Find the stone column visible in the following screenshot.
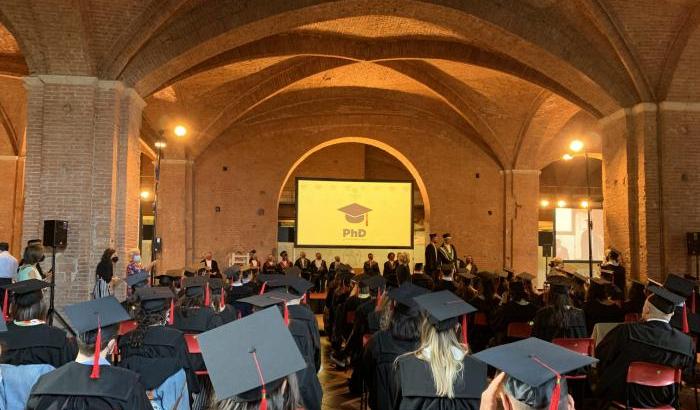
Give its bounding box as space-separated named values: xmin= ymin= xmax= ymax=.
xmin=22 ymin=76 xmax=145 ymax=306
xmin=502 ymin=169 xmax=540 ymax=275
xmin=158 ymin=158 xmax=194 ymax=271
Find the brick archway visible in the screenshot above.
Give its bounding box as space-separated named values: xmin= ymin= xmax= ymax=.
xmin=277 ymin=136 xmax=432 ymax=235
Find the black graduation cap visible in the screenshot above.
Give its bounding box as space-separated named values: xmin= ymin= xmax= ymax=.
xmin=648 ymin=285 xmax=686 ymax=314
xmin=360 ymin=275 xmax=386 ymax=291
xmin=473 ymin=338 xmax=597 ymax=410
xmin=285 ymin=277 xmax=313 ymax=296
xmin=1 ymin=279 xmax=49 ymax=308
xmin=63 ymin=296 xmax=130 ymax=379
xmin=590 ymin=277 xmax=611 ymax=287
xmin=414 ymin=290 xmax=476 ymax=345
xmin=135 ymin=287 xmax=175 ymax=313
xmin=156 ymin=269 xmax=184 ymax=279
xmin=442 ymin=233 xmax=452 ymax=239
xmin=238 ymin=291 xmax=296 ymax=326
xmin=284 ymin=266 xmax=302 ymax=278
xmin=337 ymin=203 xmax=372 ymax=224
xmin=257 ymin=274 xmax=285 ymax=288
xmin=198 ymin=307 xmax=307 ymax=403
xmin=224 ymin=265 xmax=241 ymax=280
xmin=208 ymin=278 xmax=224 ymax=291
xmin=388 ymin=283 xmax=429 ymax=312
xmin=545 ymin=275 xmax=572 ymax=294
xmin=664 ymin=274 xmax=694 ymax=299
xmin=183 ymin=276 xmax=207 ymax=297
xmin=126 ymin=271 xmax=149 ymax=288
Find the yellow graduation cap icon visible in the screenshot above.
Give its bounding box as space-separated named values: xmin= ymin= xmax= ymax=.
xmin=338 ymin=203 xmax=372 ymax=225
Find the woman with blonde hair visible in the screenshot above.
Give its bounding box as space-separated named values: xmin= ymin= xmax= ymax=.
xmin=394 ymin=290 xmax=487 ymax=409
xmin=396 ymin=252 xmax=411 ymax=285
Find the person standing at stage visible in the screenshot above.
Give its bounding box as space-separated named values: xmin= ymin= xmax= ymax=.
xmin=600 ymin=248 xmax=626 ymax=300
xmin=249 ymin=249 xmax=260 ymax=272
xmin=383 ymin=253 xmax=397 ymax=277
xmin=328 ymin=256 xmax=342 ymax=282
xmin=363 ymin=253 xmax=380 ymax=276
xmin=438 ymin=233 xmax=458 ymax=273
xmin=424 ymin=233 xmax=440 ymax=279
xmin=93 ymin=248 xmax=122 ymax=299
xmin=310 ymin=253 xmax=328 ymax=291
xmin=295 ymin=251 xmax=312 ymax=280
xmin=262 ymin=254 xmax=277 ymax=274
xmin=278 ymin=251 xmax=293 ymax=271
xmin=200 ymin=251 xmax=219 ymax=275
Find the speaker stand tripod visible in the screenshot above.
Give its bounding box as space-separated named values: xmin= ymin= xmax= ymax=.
xmin=46 ymin=246 xmax=73 ymax=335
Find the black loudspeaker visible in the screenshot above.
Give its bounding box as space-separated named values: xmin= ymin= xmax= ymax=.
xmin=43 ymin=220 xmax=68 ymax=249
xmin=687 ymin=232 xmax=700 ymax=256
xmin=538 ymin=231 xmax=553 ymax=247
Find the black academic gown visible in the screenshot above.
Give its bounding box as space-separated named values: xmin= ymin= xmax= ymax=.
xmin=531 ymin=305 xmax=587 ymax=342
xmin=349 ymin=298 xmax=378 ymax=393
xmin=410 ymin=273 xmax=434 ymax=291
xmin=26 ymin=362 xmax=153 ymax=410
xmin=491 ymin=300 xmax=538 ymax=344
xmin=438 ymin=245 xmax=458 ymax=269
xmin=295 ymin=258 xmax=312 ymax=280
xmin=434 ymin=279 xmax=457 ymax=293
xmin=363 ymin=330 xmax=420 ymax=410
xmin=118 ymin=325 xmax=200 ymax=394
xmin=172 ymin=307 xmax=223 ymax=372
xmin=424 ymin=244 xmax=440 ymax=277
xmin=467 ymin=295 xmax=501 ymax=352
xmin=227 ymin=284 xmax=255 ymax=317
xmin=596 ymin=320 xmax=694 ymax=408
xmin=216 ymin=304 xmax=237 ymax=324
xmin=0 ymin=322 xmax=78 ymax=368
xmin=601 ymin=263 xmax=627 ymax=300
xmin=288 ymin=305 xmax=323 ymax=410
xmin=384 ymin=261 xmax=398 ymax=277
xmin=394 ymin=354 xmax=485 ymax=410
xmin=364 ymin=261 xmax=381 ymax=276
xmin=396 ymin=264 xmax=411 ymax=286
xmin=583 ymin=299 xmax=624 ymax=334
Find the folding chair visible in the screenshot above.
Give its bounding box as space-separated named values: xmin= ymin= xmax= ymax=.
xmin=611 ymin=361 xmax=681 ymax=410
xmin=184 ymin=334 xmax=208 ymax=376
xmin=506 ymin=322 xmax=532 ymax=339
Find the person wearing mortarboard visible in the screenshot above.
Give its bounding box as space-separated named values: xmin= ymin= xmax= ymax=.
xmin=410 ymin=262 xmax=435 ymax=291
xmin=531 ymin=276 xmax=587 ymax=342
xmin=208 ymin=277 xmax=237 ymax=325
xmin=438 ymin=233 xmax=458 ymax=275
xmin=491 ymin=280 xmax=538 ymax=345
xmin=582 ymin=277 xmax=624 ymax=334
xmin=199 ymin=308 xmax=307 ymax=410
xmin=595 ymin=284 xmax=694 ymax=408
xmin=363 ymin=253 xmax=381 ymax=276
xmin=118 ymin=287 xmax=196 ymax=409
xmin=600 ymin=247 xmax=626 ymax=301
xmin=238 ymin=290 xmax=323 ymax=410
xmin=424 ymin=233 xmax=440 ymax=280
xmin=0 ymin=279 xmax=78 ymax=369
xmin=225 ymin=266 xmax=255 ymax=318
xmin=434 ymin=263 xmax=458 ymax=293
xmin=394 ymin=290 xmax=486 ymax=409
xmin=466 ymin=272 xmax=500 ymax=352
xmin=26 ymin=297 xmax=152 ymax=410
xmin=363 ymin=283 xmax=427 ymax=410
xmin=475 ymin=337 xmax=596 ymax=410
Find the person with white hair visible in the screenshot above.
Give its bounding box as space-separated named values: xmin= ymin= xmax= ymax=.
xmin=595 ymin=284 xmax=694 ymax=408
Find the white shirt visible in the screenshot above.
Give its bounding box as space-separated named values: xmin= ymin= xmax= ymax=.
xmin=314 ymin=259 xmax=323 ymax=269
xmin=205 ymin=259 xmax=212 ymax=269
xmin=0 ymin=251 xmax=18 ymax=279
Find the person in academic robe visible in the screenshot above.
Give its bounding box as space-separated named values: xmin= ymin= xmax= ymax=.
xmin=383 ymin=253 xmax=398 ymax=277
xmin=118 ymin=287 xmax=198 ymax=403
xmin=583 ymin=277 xmax=624 ymax=334
xmin=308 ymin=253 xmax=328 ymax=292
xmin=600 ymin=248 xmax=626 ymax=301
xmin=410 ymin=263 xmax=434 ymax=291
xmin=248 ymin=249 xmax=260 ymax=273
xmin=238 ymin=291 xmax=322 ymax=410
xmin=363 ymin=283 xmax=426 ymax=410
xmin=225 ymin=266 xmax=255 ymax=317
xmin=332 ymin=276 xmax=372 ymax=365
xmin=531 ymin=276 xmax=587 ymax=342
xmin=467 ymin=273 xmax=500 ymax=352
xmin=438 ymin=233 xmax=458 ymax=274
xmin=0 ymin=279 xmax=78 ymax=368
xmin=208 ymin=278 xmax=237 ymax=324
xmin=278 ymin=251 xmax=293 ymax=272
xmin=434 ymin=264 xmax=458 ymax=293
xmin=328 ymin=256 xmax=342 ymax=283
xmin=294 ymin=251 xmax=312 ymax=281
xmin=394 ymin=290 xmax=486 ymax=410
xmin=491 ymin=280 xmax=538 ymax=344
xmin=395 ymin=253 xmax=412 ymax=286
xmin=202 ymin=308 xmax=306 ymax=410
xmin=262 ymin=254 xmax=277 ymax=275
xmin=517 ymin=272 xmax=544 ymax=308
xmin=596 ymin=285 xmax=694 ymax=408
xmin=424 ymin=233 xmax=440 ymax=280
xmin=363 ymin=253 xmax=381 ymax=276
xmin=200 ymin=251 xmax=219 ymax=275
xmin=26 ymin=297 xmax=152 ymax=410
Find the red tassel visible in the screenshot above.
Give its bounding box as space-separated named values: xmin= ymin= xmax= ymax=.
xmin=531 ymin=356 xmax=561 ymax=410
xmin=683 ymin=303 xmax=690 ymax=334
xmin=220 ymin=288 xmax=225 ymax=310
xmin=283 ymin=302 xmax=289 ymax=327
xmin=168 ymin=298 xmax=175 ymax=325
xmin=204 ymin=282 xmax=211 ymax=307
xmin=90 ymin=317 xmax=102 ymax=379
xmin=461 ymin=315 xmax=468 ymax=346
xmin=259 ymin=282 xmax=267 ymax=295
xmin=2 ymin=289 xmax=8 ymax=321
xmin=251 ymin=350 xmax=268 ymax=410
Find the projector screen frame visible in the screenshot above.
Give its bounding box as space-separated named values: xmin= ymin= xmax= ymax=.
xmin=294 ymin=177 xmax=415 ymax=249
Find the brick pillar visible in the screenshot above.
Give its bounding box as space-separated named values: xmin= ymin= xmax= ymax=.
xmin=158 ymin=159 xmax=194 ymax=271
xmin=22 ymin=76 xmax=145 ymax=306
xmin=502 ymin=170 xmax=540 ymax=274
xmin=0 ymin=156 xmax=21 ymax=256
xmin=600 ymin=104 xmax=663 ymax=281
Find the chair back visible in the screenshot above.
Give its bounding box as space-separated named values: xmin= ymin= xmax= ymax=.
xmin=624 ymin=313 xmax=640 ymax=323
xmin=474 ymin=312 xmax=488 ymax=326
xmin=118 ymin=320 xmax=138 ymax=336
xmin=506 ymin=322 xmax=532 ymax=339
xmin=184 ymin=334 xmax=201 ymax=354
xmin=626 ymin=361 xmax=681 ymax=386
xmin=552 ymin=338 xmax=595 ymax=356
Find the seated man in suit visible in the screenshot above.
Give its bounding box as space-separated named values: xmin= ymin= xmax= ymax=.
xmin=596 ymin=284 xmax=694 ymax=408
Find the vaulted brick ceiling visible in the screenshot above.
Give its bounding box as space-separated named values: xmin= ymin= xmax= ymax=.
xmin=0 ymin=0 xmax=698 ymax=169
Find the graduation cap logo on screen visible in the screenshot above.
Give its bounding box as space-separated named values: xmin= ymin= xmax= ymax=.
xmin=338 ymin=203 xmax=372 ymax=225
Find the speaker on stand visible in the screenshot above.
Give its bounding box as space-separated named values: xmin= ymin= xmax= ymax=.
xmin=42 ymin=220 xmax=71 ymax=333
